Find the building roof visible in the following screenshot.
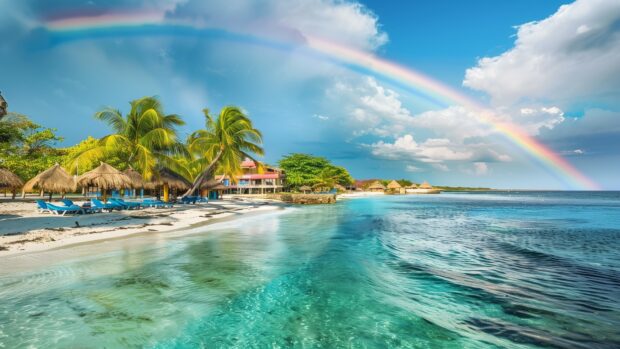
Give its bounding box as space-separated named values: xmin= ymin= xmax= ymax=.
xmin=367 ymin=180 xmax=386 ymax=190
xmin=387 ymin=180 xmax=402 ymax=189
xmin=240 ymin=158 xmax=257 ymax=168
xmin=217 ymin=173 xmax=282 ymax=180
xmin=419 ymin=181 xmax=433 ymax=189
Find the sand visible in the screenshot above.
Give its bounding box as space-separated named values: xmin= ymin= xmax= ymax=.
xmin=0 ymin=198 xmax=284 ymax=257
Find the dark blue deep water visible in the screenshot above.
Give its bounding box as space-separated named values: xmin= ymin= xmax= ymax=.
xmin=1 ymin=191 xmax=619 ymax=348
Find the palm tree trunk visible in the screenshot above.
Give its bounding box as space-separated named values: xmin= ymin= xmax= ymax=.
xmin=183 ymin=149 xmax=224 ymax=197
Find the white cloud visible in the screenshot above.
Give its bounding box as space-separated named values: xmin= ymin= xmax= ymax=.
xmin=313 ymin=114 xmax=330 ymax=120
xmin=405 ymin=164 xmax=423 ymax=172
xmin=329 ymin=76 xmax=413 ymax=136
xmin=369 ymin=134 xmax=474 ymax=163
xmin=168 ymin=0 xmax=387 ymax=51
xmin=463 ymin=0 xmax=620 ymax=108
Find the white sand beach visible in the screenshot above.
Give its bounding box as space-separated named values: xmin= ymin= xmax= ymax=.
xmin=0 ymin=198 xmax=284 ymax=257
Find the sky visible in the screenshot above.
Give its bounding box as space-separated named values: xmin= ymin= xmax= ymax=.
xmin=0 ymin=0 xmax=618 ymax=189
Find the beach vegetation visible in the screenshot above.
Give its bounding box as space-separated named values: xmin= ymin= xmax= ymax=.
xmin=183 ymin=107 xmax=264 ymax=196
xmin=67 ymin=96 xmax=186 ymax=180
xmin=278 ymin=153 xmax=353 ymax=190
xmin=0 ymin=113 xmax=65 ymax=180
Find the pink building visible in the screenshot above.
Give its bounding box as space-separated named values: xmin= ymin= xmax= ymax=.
xmin=216 ymin=159 xmax=286 ymax=194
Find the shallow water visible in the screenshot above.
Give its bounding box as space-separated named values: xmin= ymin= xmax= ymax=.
xmin=1 ymin=192 xmax=620 ymax=348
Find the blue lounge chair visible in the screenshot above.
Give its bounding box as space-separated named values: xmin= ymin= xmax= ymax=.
xmin=105 ymin=199 xmax=128 ymax=210
xmin=180 ymin=196 xmax=198 ymax=204
xmin=60 ymin=198 xmax=74 ymax=206
xmin=36 ymin=200 xmax=51 ymax=214
xmin=46 ymin=203 xmax=84 ymax=216
xmin=110 ymin=198 xmax=141 ymax=210
xmin=142 ymin=199 xmax=174 ymax=208
xmin=91 ymin=199 xmax=116 ymax=212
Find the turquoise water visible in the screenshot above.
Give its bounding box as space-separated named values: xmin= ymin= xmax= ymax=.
xmin=1 ymin=192 xmax=620 ymax=348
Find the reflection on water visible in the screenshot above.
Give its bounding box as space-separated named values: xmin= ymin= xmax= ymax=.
xmin=1 ymin=192 xmax=620 ymax=348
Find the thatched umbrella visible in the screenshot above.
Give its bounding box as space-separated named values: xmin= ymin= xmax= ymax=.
xmin=0 ymin=168 xmax=24 ymax=199
xmin=367 ymin=180 xmax=386 ymax=192
xmin=299 ymin=185 xmax=311 ymax=193
xmin=76 ymin=162 xmax=132 ymax=201
xmin=419 ymin=181 xmax=433 ymax=189
xmin=147 ymin=168 xmax=190 ymax=202
xmin=333 ymin=184 xmax=346 ymax=192
xmin=406 ymin=184 xmax=418 ymax=189
xmin=22 ymin=163 xmax=75 ymax=201
xmin=123 ymin=167 xmax=145 ymax=188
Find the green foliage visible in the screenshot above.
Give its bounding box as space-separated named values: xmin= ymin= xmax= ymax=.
xmin=63 ymin=136 xmax=126 ymax=175
xmin=185 ymin=107 xmax=264 ymax=192
xmin=0 ymin=113 xmax=65 ymax=180
xmin=278 ymin=153 xmax=353 ymax=190
xmin=396 ymin=179 xmax=413 ymax=187
xmin=71 ymin=96 xmax=186 ymax=179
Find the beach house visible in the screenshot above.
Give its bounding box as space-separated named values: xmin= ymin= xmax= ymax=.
xmin=217 ymin=159 xmax=286 ymax=195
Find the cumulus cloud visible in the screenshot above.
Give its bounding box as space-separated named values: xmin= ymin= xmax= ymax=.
xmin=328 ymin=76 xmax=413 ymax=137
xmin=369 ymin=134 xmax=473 ymax=163
xmin=167 ymin=0 xmax=388 ymax=51
xmin=463 ymin=0 xmax=620 ymax=108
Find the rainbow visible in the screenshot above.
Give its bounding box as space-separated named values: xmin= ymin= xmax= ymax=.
xmin=44 ymin=11 xmax=600 ymax=190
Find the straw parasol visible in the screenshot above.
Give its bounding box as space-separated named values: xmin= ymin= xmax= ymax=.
xmin=367 ymin=180 xmax=386 ymax=192
xmin=419 ymin=181 xmax=433 ymax=189
xmin=76 ymin=162 xmax=132 ymax=201
xmin=146 ymin=168 xmax=191 ymax=202
xmin=199 ymin=179 xmax=227 ymax=199
xmin=0 ymin=168 xmax=23 ymax=199
xmin=147 ymin=168 xmax=190 ymax=191
xmin=334 ymin=184 xmax=346 ymax=192
xmin=299 ymin=185 xmax=311 ymax=193
xmin=22 ymin=163 xmax=75 ymax=201
xmin=123 ymin=167 xmax=145 ymax=189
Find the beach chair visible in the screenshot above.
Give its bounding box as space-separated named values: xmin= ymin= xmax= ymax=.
xmin=46 ymin=203 xmax=84 ymax=216
xmin=142 ymin=199 xmax=174 ymax=208
xmin=60 ymin=198 xmax=74 ymax=206
xmin=110 ymin=198 xmax=141 ymax=210
xmin=197 ymin=197 xmax=209 ymax=204
xmin=91 ymin=199 xmax=116 ymax=212
xmin=36 ymin=200 xmax=51 ymax=214
xmin=105 ymin=199 xmax=128 ymax=210
xmin=180 ymin=196 xmax=197 ymax=205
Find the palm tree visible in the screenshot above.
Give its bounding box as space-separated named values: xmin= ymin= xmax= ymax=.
xmin=66 ymin=96 xmax=185 ymax=180
xmin=183 ymin=107 xmax=263 ymax=196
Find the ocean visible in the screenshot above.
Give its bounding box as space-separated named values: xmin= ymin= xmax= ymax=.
xmin=1 ymin=191 xmax=619 ymax=348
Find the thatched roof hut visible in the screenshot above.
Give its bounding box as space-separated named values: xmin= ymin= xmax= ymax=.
xmin=419 ymin=181 xmax=433 ymax=189
xmin=123 ymin=167 xmax=145 ymax=189
xmin=299 ymin=185 xmax=312 ymax=193
xmin=405 ymin=183 xmax=418 ymax=189
xmin=334 ymin=184 xmax=346 ymax=192
xmin=367 ymin=180 xmax=386 ymax=192
xmin=77 ymin=162 xmax=132 ymax=190
xmin=23 ymin=163 xmax=75 ymax=193
xmin=0 ymin=168 xmax=23 ymax=190
xmin=387 ymin=180 xmax=402 ymax=189
xmin=147 ymin=168 xmax=190 ymax=191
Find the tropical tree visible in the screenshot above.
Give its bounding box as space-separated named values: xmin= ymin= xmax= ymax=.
xmin=183 ymin=107 xmax=263 ymax=196
xmin=66 ymin=96 xmax=185 ymax=179
xmin=278 ymin=153 xmax=354 ymax=190
xmin=0 ymin=113 xmax=65 ymax=180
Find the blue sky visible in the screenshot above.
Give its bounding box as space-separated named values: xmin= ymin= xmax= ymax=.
xmin=0 ymin=0 xmax=619 ymax=189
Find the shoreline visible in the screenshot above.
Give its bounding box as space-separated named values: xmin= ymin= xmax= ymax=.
xmin=0 ymin=199 xmax=286 ymax=258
